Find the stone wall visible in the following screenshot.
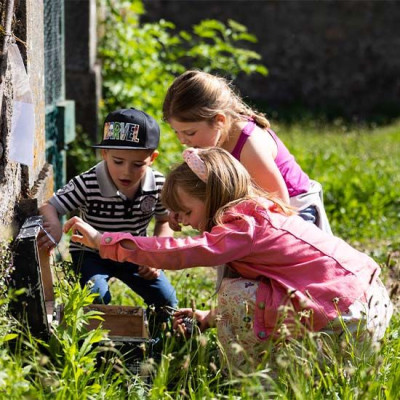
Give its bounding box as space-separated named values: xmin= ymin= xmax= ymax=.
xmin=0 ymin=0 xmax=53 ymax=240
xmin=143 ymin=0 xmax=400 ymax=120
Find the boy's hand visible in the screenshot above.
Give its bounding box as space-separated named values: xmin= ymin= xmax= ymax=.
xmin=37 ymin=221 xmax=62 ymax=253
xmin=38 ymin=203 xmax=63 ymax=254
xmin=137 ymin=265 xmax=160 ymax=280
xmin=63 ymin=216 xmax=101 ymax=250
xmin=168 ymin=212 xmax=182 ymax=232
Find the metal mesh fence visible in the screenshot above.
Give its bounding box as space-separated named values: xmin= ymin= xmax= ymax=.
xmin=44 ymin=0 xmax=65 ymax=190
xmin=44 ymin=0 xmax=64 ymax=106
xmin=45 ymin=107 xmax=65 ymax=190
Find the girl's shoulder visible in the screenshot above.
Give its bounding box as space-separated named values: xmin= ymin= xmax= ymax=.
xmin=240 ymin=125 xmax=278 ymax=160
xmin=223 ymin=197 xmax=274 ymax=219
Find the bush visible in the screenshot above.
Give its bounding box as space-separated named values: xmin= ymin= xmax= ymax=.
xmin=97 ymin=0 xmax=267 ymax=173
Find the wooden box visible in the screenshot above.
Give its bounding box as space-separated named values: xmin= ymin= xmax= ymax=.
xmin=84 ymin=304 xmax=148 ymax=338
xmin=10 ymin=216 xmax=151 ymax=371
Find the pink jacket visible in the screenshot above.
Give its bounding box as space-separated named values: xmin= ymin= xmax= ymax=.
xmin=100 ymin=199 xmax=380 ymax=338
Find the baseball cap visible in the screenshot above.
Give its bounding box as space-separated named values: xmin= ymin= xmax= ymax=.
xmin=92 ymin=108 xmax=160 ymax=150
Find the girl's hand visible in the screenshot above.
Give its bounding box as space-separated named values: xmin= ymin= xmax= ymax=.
xmin=63 ymin=216 xmax=101 ymax=250
xmin=173 ymin=308 xmax=211 ymax=335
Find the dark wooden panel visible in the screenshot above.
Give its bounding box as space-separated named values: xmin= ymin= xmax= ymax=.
xmin=10 ymin=216 xmax=50 ymax=340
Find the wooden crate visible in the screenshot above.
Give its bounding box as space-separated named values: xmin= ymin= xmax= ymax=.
xmin=10 ymin=216 xmax=150 ymax=370
xmin=84 ymin=304 xmax=148 ymax=338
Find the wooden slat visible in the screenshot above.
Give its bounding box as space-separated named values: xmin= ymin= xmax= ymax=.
xmin=84 ymin=304 xmax=148 ymax=338
xmin=10 ymin=216 xmax=50 ymax=339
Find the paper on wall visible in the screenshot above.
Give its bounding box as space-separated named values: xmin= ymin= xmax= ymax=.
xmin=8 ymin=43 xmax=35 ymax=166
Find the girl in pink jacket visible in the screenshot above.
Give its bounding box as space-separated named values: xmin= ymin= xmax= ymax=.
xmin=64 ymin=147 xmax=392 ymax=369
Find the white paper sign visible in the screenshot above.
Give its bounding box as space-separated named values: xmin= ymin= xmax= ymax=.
xmin=9 ymin=100 xmax=35 ymax=166
xmin=8 ymin=43 xmax=35 ymax=166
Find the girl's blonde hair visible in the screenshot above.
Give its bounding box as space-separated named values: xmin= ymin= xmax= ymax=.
xmin=162 ymin=70 xmax=270 ymax=129
xmin=162 ymin=148 xmax=294 ymax=232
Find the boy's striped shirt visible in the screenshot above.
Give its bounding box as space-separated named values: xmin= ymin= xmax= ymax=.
xmin=49 ymin=161 xmax=168 ymax=252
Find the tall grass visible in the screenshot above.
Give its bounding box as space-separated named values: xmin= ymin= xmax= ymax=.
xmin=0 ymin=121 xmax=399 ymax=399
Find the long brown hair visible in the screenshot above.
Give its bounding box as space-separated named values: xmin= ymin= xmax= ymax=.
xmin=162 ymin=70 xmax=271 ymax=129
xmin=162 ymin=148 xmax=295 ymax=232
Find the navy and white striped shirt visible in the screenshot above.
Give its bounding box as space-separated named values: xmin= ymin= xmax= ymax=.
xmin=49 ymin=161 xmax=168 ymax=252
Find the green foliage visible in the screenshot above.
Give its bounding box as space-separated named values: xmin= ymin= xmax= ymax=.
xmin=43 ymin=281 xmax=128 ymax=399
xmin=0 ymin=276 xmax=147 ymax=399
xmin=277 ymin=120 xmax=400 ymax=250
xmin=0 ymin=240 xmax=13 ymax=303
xmin=97 ymin=0 xmax=267 ymax=173
xmin=66 ymin=125 xmax=98 ymax=179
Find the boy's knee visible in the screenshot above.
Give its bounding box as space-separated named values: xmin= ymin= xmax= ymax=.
xmin=86 ymin=274 xmax=111 ymax=304
xmin=167 ymin=293 xmax=178 ymax=309
xmin=157 ymin=289 xmax=178 ymax=309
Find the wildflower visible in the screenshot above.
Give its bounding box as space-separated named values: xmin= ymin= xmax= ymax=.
xmin=344 ymin=365 xmax=356 ymax=377
xmin=299 ymin=298 xmax=309 ymax=308
xmin=39 ymin=355 xmax=49 ymax=366
xmin=140 ymin=358 xmax=156 ymax=376
xmin=214 ymin=313 xmax=222 ymax=323
xmin=139 ymin=342 xmax=146 ymax=352
xmin=298 ymin=309 xmax=311 ymax=319
xmin=209 ymin=362 xmax=217 ymax=372
xmin=276 ymin=355 xmax=290 ymax=368
xmin=303 ymin=366 xmax=311 ymax=378
xmin=182 ymin=355 xmax=190 ymax=370
xmin=371 ymin=341 xmax=381 ymax=352
xmin=278 ymin=323 xmax=291 ymax=338
xmin=87 ymin=279 xmax=95 ymax=289
xmin=198 ymin=334 xmax=208 ymax=347
xmin=231 ymin=342 xmax=244 ymax=354
xmin=164 ymin=352 xmax=175 ymax=361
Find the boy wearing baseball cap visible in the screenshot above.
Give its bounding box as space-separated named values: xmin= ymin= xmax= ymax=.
xmin=39 ymin=108 xmax=178 ymax=332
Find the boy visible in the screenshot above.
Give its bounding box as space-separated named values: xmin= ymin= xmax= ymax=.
xmin=39 ymin=108 xmax=178 ymax=329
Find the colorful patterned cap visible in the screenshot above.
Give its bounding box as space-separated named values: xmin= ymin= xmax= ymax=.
xmin=93 ymin=108 xmax=160 ymax=150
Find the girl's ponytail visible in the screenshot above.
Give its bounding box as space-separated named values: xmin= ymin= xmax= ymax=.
xmin=163 ymin=70 xmax=271 ymax=130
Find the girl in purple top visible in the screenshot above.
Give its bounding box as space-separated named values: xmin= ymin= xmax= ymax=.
xmin=163 ymin=70 xmax=331 ymax=233
xmin=64 ymin=147 xmax=392 ymax=372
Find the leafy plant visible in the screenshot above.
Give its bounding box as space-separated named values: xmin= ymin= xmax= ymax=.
xmin=97 ymin=0 xmax=267 ymax=173
xmin=66 ymin=125 xmax=98 ymax=180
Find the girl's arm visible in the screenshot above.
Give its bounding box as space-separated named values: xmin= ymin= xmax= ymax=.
xmin=240 ymin=127 xmax=290 ymax=203
xmin=64 ymin=214 xmax=255 ymax=271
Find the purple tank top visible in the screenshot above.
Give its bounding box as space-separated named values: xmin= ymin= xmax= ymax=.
xmin=231 ymin=121 xmax=310 ymax=197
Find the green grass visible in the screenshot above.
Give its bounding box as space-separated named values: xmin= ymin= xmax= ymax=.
xmin=276 ymin=119 xmax=400 ymax=246
xmin=0 ymin=120 xmax=399 ymax=399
